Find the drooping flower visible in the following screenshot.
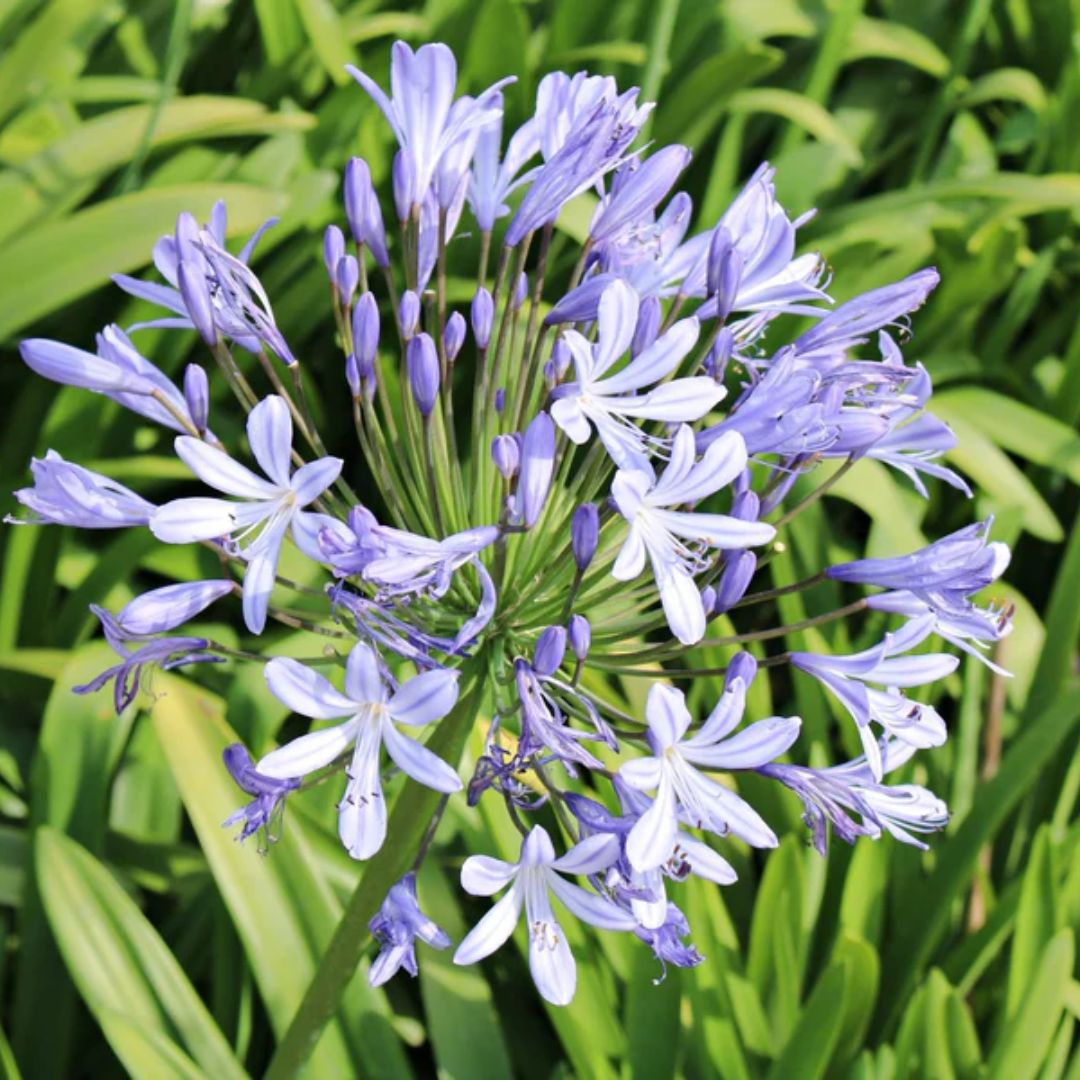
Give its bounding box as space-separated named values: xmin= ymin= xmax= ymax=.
xmin=74 ymin=616 xmax=222 ymax=713
xmin=150 ymin=396 xmax=343 ymax=633
xmin=454 ymin=825 xmax=634 ymax=1005
xmin=258 ymin=643 xmax=462 ymax=860
xmin=368 ymin=872 xmax=451 ymax=986
xmin=7 ymin=452 xmax=155 ymax=529
xmin=610 ymin=426 xmax=775 ymax=643
xmin=791 ymin=615 xmax=957 ymax=779
xmin=760 ymin=738 xmax=948 ymax=853
xmin=222 ymin=744 xmax=300 ymax=849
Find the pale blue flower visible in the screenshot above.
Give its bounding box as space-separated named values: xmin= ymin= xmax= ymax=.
xmin=259 ymin=642 xmax=462 ymax=860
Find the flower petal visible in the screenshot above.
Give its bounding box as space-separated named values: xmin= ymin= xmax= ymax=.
xmin=338 ymin=723 xmax=387 ymax=859
xmin=618 ymin=756 xmax=663 ymax=790
xmin=550 ymin=833 xmax=620 ymax=875
xmin=150 ymin=497 xmax=245 ymax=543
xmin=461 ymin=855 xmax=519 ymax=897
xmin=174 ymin=437 xmax=278 ymax=499
xmin=611 ymin=521 xmax=646 ymax=581
xmin=679 ymin=835 xmax=737 ymax=884
xmin=657 ymin=563 xmax=706 ymax=645
xmin=257 ymin=719 xmax=357 ymax=778
xmin=526 ymin=889 xmax=577 ymax=1006
xmin=597 ymin=317 xmax=699 ymax=395
xmin=548 ymin=875 xmax=637 ymax=931
xmin=551 ymin=395 xmax=592 ymax=444
xmin=242 ymin=516 xmax=289 ymax=634
xmin=247 ymin=395 xmax=293 ymax=487
xmin=345 ymin=642 xmax=386 ymax=704
xmin=263 ymin=656 xmax=358 ymax=719
xmin=645 ymin=683 xmax=693 ymax=747
xmin=381 ymin=720 xmax=463 ymax=793
xmin=682 ymin=716 xmax=801 ymax=769
xmin=625 ymin=773 xmax=678 ymax=872
xmin=389 ymin=669 xmax=460 ymax=726
xmin=593 ymin=279 xmax=639 ymax=379
xmin=453 ymin=886 xmax=523 ymax=965
xmin=290 ymin=456 xmax=344 ymax=506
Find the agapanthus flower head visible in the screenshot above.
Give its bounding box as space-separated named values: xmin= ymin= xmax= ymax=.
xmin=11 ymin=37 xmax=1005 ymax=1008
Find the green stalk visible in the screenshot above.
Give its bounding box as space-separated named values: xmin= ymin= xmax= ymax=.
xmin=263 ymin=666 xmax=485 ymax=1080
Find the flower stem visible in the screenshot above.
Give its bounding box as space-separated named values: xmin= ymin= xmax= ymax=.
xmin=263 ymin=666 xmax=484 ymax=1080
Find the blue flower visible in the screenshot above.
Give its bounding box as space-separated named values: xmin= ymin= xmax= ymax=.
xmin=259 ymin=643 xmax=462 ymax=860
xmin=150 ymin=396 xmax=343 ymax=633
xmin=368 ymin=873 xmax=451 ymax=986
xmin=222 ymin=744 xmax=300 ymax=849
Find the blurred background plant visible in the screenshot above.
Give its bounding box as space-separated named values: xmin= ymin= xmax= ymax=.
xmin=2 ymin=0 xmax=1080 ymax=1077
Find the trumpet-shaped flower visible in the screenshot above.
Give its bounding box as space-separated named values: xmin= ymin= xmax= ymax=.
xmin=454 ymin=825 xmax=634 ymax=1005
xmin=8 ymin=452 xmax=155 ymax=529
xmin=347 ymin=43 xmax=511 ymax=208
xmin=611 ymin=426 xmax=776 ymax=643
xmin=760 ymin=739 xmax=948 ymax=852
xmin=150 ymin=396 xmax=343 ymax=633
xmin=258 ymin=642 xmax=462 ymax=860
xmin=791 ymin=615 xmax=957 ymax=779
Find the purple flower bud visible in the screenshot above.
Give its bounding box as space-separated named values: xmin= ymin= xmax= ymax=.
xmin=725 ymin=650 xmax=758 ymax=690
xmin=392 ymin=148 xmax=416 ymax=222
xmin=571 ymin=503 xmax=599 ymax=570
xmin=512 ymin=271 xmax=528 ymax=309
xmin=336 ymin=255 xmax=359 ymax=307
xmin=707 ymin=228 xmax=743 ymax=323
xmin=491 ymin=434 xmax=520 ymax=480
xmin=407 ymin=333 xmax=440 ymax=416
xmin=713 ymin=551 xmax=756 ymax=613
xmin=118 ymin=579 xmax=234 ymax=636
xmin=399 ymin=290 xmax=421 ymax=339
xmin=352 ymin=292 xmax=379 ymax=379
xmin=543 ymin=360 xmax=556 ymax=387
xmin=519 ymin=411 xmax=555 ymax=527
xmin=494 ymin=388 xmax=506 ymax=413
xmin=177 ymin=260 xmax=217 ymax=346
xmin=345 ymin=354 xmax=362 ymax=398
xmin=443 ymin=311 xmax=466 ymax=365
xmin=632 ymin=295 xmax=662 ymax=357
xmin=731 ymin=489 xmax=760 ymax=522
xmin=323 ymin=225 xmax=346 ymax=279
xmin=533 ymin=625 xmax=567 ymax=676
xmin=343 ymin=157 xmax=389 ymax=267
xmin=183 ymin=364 xmax=209 ymax=431
xmin=569 ymin=614 xmax=591 ymax=661
xmin=705 ymin=328 xmax=733 ymax=381
xmin=174 ymin=211 xmax=199 ymax=258
xmin=471 ymin=287 xmax=494 ymax=349
xmin=701 ymin=585 xmax=717 ymax=615
xmin=551 ymin=338 xmax=571 ymax=379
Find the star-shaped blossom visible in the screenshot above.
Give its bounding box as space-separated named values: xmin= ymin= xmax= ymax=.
xmin=618 ymin=682 xmax=800 ymax=873
xmin=258 ymin=643 xmax=462 ymax=860
xmin=611 ymin=426 xmax=775 ymax=644
xmin=454 ymin=825 xmax=634 ymax=1005
xmin=150 ymin=396 xmax=342 ymax=633
xmin=550 ymin=280 xmax=718 ymax=467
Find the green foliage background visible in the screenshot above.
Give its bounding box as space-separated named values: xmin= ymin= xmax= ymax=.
xmin=2 ymin=0 xmax=1080 ymax=1076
